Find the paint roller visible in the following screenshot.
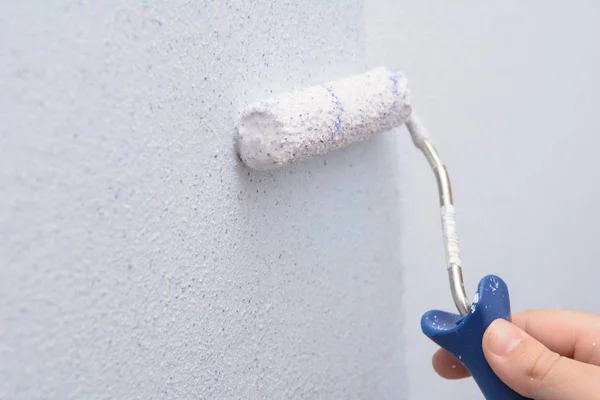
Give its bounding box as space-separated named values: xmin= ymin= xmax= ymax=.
xmin=235 ymin=67 xmax=527 ymax=400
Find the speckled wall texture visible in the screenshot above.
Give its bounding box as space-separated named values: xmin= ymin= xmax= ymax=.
xmin=0 ymin=1 xmax=406 ymax=399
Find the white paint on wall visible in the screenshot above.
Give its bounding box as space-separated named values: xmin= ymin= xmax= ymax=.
xmin=366 ymin=1 xmax=600 ymax=398
xmin=0 ymin=1 xmax=407 ymax=399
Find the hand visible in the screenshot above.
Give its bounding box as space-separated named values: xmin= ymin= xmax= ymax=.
xmin=432 ymin=310 xmax=600 ymax=400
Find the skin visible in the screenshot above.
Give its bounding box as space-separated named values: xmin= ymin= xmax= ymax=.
xmin=432 ymin=310 xmax=600 ymax=400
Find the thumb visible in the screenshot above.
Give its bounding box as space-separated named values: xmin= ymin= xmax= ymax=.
xmin=483 ymin=318 xmax=600 ymax=400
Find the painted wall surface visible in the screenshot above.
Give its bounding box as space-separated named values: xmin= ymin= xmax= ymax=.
xmin=365 ymin=1 xmax=600 ymax=398
xmin=2 ymin=1 xmax=600 ymax=399
xmin=1 ymin=1 xmax=407 ymax=399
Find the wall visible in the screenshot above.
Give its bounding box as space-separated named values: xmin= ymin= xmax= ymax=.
xmin=3 ymin=1 xmax=600 ymax=399
xmin=0 ymin=1 xmax=407 ymax=399
xmin=365 ymin=1 xmax=600 ymax=398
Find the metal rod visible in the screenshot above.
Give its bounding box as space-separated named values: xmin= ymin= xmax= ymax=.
xmin=421 ymin=139 xmax=472 ymax=316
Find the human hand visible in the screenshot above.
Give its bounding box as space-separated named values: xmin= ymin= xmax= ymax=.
xmin=432 ymin=310 xmax=600 ymax=399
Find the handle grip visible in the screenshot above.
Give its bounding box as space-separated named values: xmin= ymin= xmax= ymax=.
xmin=421 ymin=275 xmax=531 ymax=399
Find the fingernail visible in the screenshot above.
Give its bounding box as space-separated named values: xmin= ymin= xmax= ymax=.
xmin=487 ymin=319 xmax=522 ymax=356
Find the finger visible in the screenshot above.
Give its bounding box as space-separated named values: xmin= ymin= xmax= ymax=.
xmin=432 ymin=348 xmax=471 ymax=379
xmin=483 ymin=318 xmax=600 ymax=400
xmin=511 ymin=310 xmax=600 ymax=365
xmin=431 ymin=310 xmax=600 ymax=382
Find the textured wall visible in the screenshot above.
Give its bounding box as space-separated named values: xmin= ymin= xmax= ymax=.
xmin=366 ymin=1 xmax=600 ymax=398
xmin=0 ymin=1 xmax=407 ymax=399
xmin=6 ymin=2 xmax=596 ymax=399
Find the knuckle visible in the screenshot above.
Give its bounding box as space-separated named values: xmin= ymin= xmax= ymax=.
xmin=527 ymin=349 xmax=562 ymax=386
xmin=574 ymin=333 xmax=598 ymax=365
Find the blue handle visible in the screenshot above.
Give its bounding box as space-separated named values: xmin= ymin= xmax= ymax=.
xmin=421 ymin=275 xmax=530 ymax=399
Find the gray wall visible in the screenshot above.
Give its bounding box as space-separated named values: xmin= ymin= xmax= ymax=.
xmin=1 ymin=1 xmax=406 ymax=399
xmin=2 ymin=1 xmax=600 ymax=399
xmin=367 ymin=1 xmax=600 ymax=398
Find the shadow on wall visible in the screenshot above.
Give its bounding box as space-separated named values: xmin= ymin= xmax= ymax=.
xmin=233 ymin=130 xmax=406 ymax=398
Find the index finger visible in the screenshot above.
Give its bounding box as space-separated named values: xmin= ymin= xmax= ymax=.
xmin=512 ymin=309 xmax=600 ymax=365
